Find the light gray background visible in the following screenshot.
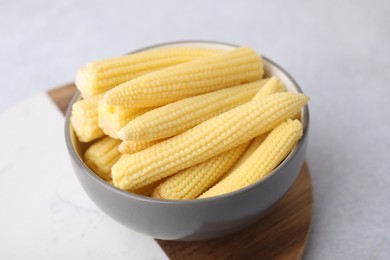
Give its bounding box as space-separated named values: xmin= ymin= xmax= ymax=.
xmin=1 ymin=0 xmax=389 ymax=259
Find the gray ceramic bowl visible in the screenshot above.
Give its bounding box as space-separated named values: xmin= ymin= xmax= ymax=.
xmin=65 ymin=41 xmax=309 ymax=241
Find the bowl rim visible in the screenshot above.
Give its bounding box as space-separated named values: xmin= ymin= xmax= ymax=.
xmin=65 ymin=40 xmax=309 ymax=205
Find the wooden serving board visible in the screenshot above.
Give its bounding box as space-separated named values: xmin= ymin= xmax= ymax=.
xmin=48 ymin=84 xmax=313 ymax=260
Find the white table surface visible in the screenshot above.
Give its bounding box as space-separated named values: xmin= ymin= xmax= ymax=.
xmin=1 ymin=0 xmax=389 ymax=259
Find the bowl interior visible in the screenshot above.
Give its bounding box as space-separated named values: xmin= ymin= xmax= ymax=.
xmin=66 ymin=41 xmax=308 ymax=203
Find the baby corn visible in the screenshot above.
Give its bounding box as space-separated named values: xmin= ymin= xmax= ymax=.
xmin=254 ymin=76 xmax=303 ymax=121
xmin=220 ymin=76 xmax=285 ymax=180
xmin=199 ymin=119 xmax=303 ymax=198
xmin=152 ymin=142 xmax=249 ymax=200
xmin=252 ymin=76 xmax=285 ymax=100
xmin=98 ymin=100 xmax=153 ymax=139
xmin=70 ymin=95 xmax=104 ymax=142
xmin=76 ymin=47 xmax=223 ymax=98
xmin=84 ymin=136 xmax=122 ymax=181
xmin=253 ymin=76 xmax=302 ymax=121
xmin=118 ymin=139 xmax=163 ymax=154
xmin=111 ymin=92 xmax=309 ymax=191
xmin=119 ymin=79 xmax=269 ymax=141
xmin=221 ymin=134 xmax=268 ymax=180
xmin=132 ymin=180 xmax=163 ymax=196
xmin=104 ymin=47 xmax=263 ymax=107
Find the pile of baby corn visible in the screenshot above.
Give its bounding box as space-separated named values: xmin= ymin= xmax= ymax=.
xmin=71 ymin=46 xmax=309 ymax=200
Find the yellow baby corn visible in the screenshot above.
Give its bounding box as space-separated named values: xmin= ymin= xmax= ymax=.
xmin=252 ymin=76 xmax=285 ymax=100
xmin=218 ymin=78 xmax=284 ymax=180
xmin=118 ymin=139 xmax=163 ymax=154
xmin=292 ymin=111 xmax=302 ymax=121
xmin=199 ymin=119 xmax=303 ymax=198
xmin=70 ymin=95 xmax=105 ymax=142
xmin=84 ymin=136 xmax=122 ymax=181
xmin=76 ymin=47 xmax=223 ymax=98
xmin=221 ymin=134 xmax=268 ymax=180
xmin=253 ymin=76 xmax=301 ymax=121
xmin=252 ymin=76 xmax=301 ymax=121
xmin=152 ymin=142 xmax=250 ymax=200
xmin=98 ymin=100 xmax=153 ymax=139
xmin=104 ymin=47 xmax=264 ymax=107
xmin=133 ymin=180 xmax=164 ymax=197
xmin=112 ymin=92 xmax=309 ymax=191
xmin=119 ymin=79 xmax=269 ymax=141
